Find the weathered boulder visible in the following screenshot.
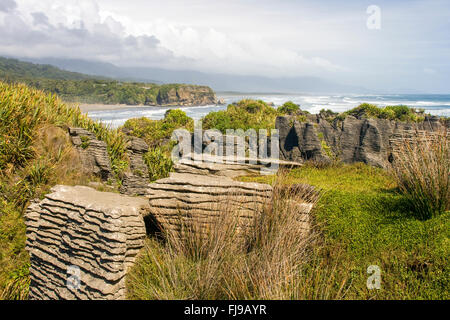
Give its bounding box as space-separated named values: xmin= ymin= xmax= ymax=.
xmin=277 ymin=115 xmax=447 ymax=168
xmin=25 ymin=185 xmax=148 ymax=300
xmin=68 ymin=127 xmax=113 ymax=180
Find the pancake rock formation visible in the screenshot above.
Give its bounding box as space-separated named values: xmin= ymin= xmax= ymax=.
xmin=25 ymin=185 xmax=148 ymax=300
xmin=277 ymin=114 xmax=447 ymax=168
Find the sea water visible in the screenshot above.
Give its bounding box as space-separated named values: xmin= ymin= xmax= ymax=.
xmin=87 ymin=93 xmax=450 ymax=128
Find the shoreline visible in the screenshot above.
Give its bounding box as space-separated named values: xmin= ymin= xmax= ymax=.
xmin=74 ymin=103 xmax=221 ymax=113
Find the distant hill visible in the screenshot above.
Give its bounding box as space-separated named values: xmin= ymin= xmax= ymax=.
xmin=0 ymin=56 xmax=99 ymax=81
xmin=20 ymin=56 xmax=370 ymax=94
xmin=0 ymin=56 xmax=217 ymax=106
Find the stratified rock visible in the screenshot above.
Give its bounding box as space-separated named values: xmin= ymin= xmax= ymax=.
xmin=68 ymin=127 xmax=113 ymax=180
xmin=277 ymin=115 xmax=447 ymax=168
xmin=120 ymin=136 xmax=150 ymax=196
xmin=25 ymin=185 xmax=148 ymax=300
xmin=174 ymin=155 xmax=302 ymax=178
xmin=144 ymin=172 xmax=273 ymax=238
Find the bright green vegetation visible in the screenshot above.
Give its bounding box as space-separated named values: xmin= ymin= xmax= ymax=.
xmin=335 ymin=103 xmax=426 ymax=122
xmin=202 ymin=99 xmax=283 ymax=133
xmin=240 ymin=163 xmax=449 ymax=299
xmin=0 ymin=81 xmax=128 ymax=299
xmin=123 ymin=109 xmax=193 ymax=147
xmin=277 ymin=101 xmax=300 ymax=114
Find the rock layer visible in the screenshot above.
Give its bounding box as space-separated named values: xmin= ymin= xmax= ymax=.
xmin=144 ymin=171 xmax=273 ymax=239
xmin=25 ymin=185 xmax=148 ymax=300
xmin=277 ymin=115 xmax=447 ymax=168
xmin=69 ymin=127 xmax=113 ymax=180
xmin=120 ymin=136 xmax=151 ymax=196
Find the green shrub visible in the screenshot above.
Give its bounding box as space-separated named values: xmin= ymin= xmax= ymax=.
xmin=202 ymin=99 xmax=277 ymax=133
xmin=336 ymin=103 xmax=426 ymax=122
xmin=143 ymin=146 xmax=174 ymax=182
xmin=277 ymin=101 xmax=300 ymax=115
xmin=123 ymin=109 xmax=193 ymax=147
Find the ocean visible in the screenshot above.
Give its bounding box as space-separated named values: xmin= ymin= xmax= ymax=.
xmin=87 ymin=93 xmax=450 ymax=128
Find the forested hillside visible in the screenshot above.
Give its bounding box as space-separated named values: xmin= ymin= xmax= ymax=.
xmin=0 ymin=57 xmax=217 ymax=106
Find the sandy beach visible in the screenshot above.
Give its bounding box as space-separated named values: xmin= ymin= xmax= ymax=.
xmin=75 ymin=103 xmax=150 ymax=113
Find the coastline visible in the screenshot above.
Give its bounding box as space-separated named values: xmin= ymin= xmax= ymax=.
xmin=77 ymin=103 xmax=149 ymax=113
xmin=74 ymin=103 xmax=222 ymax=113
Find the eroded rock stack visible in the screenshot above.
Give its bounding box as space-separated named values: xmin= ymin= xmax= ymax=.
xmin=25 ymin=185 xmax=149 ymax=300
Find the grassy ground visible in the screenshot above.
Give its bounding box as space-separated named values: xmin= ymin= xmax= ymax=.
xmin=240 ymin=163 xmax=449 ymax=299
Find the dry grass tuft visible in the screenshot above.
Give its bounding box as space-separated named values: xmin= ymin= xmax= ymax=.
xmin=390 ymin=128 xmax=449 ymax=219
xmin=127 ymin=173 xmax=349 ymax=300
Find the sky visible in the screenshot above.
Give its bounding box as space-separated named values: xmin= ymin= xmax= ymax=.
xmin=0 ymin=0 xmax=449 ymax=93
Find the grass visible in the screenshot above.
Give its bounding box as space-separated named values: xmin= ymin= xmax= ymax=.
xmin=390 ymin=129 xmax=449 ymax=219
xmin=240 ymin=163 xmax=449 ymax=299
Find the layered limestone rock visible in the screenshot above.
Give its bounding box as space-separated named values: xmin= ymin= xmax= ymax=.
xmin=25 ymin=185 xmax=148 ymax=300
xmin=144 ymin=172 xmax=273 ymax=238
xmin=277 ymin=115 xmax=447 ymax=168
xmin=68 ymin=127 xmax=113 ymax=180
xmin=156 ymin=85 xmax=217 ymax=106
xmin=120 ymin=136 xmax=151 ymax=196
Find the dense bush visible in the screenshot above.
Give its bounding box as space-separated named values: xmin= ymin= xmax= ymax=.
xmin=277 ymin=101 xmax=300 ymax=115
xmin=143 ymin=146 xmax=174 ymax=182
xmin=123 ymin=109 xmax=193 ymax=147
xmin=337 ymin=103 xmax=426 ymax=122
xmin=0 ymin=58 xmax=213 ymax=106
xmin=202 ymin=99 xmax=278 ymax=133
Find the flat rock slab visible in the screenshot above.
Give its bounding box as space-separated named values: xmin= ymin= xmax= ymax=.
xmin=25 ymin=185 xmax=149 ymax=300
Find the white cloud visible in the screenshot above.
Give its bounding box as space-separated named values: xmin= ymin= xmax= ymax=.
xmin=2 ymin=0 xmax=343 ymax=77
xmin=0 ymin=0 xmax=449 ymax=92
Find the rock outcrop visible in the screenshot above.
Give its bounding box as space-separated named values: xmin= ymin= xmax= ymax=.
xmin=120 ymin=136 xmax=151 ymax=196
xmin=25 ymin=185 xmax=148 ymax=300
xmin=277 ymin=115 xmax=447 ymax=168
xmin=156 ymin=85 xmax=217 ymax=106
xmin=69 ymin=127 xmax=113 ymax=180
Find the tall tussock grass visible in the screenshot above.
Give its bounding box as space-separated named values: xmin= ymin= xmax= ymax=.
xmin=390 ymin=128 xmax=449 ymax=219
xmin=0 ymin=81 xmax=127 ymax=177
xmin=127 ymin=174 xmax=348 ymax=300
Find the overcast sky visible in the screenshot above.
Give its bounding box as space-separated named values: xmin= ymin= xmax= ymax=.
xmin=0 ymin=0 xmax=449 ymax=92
